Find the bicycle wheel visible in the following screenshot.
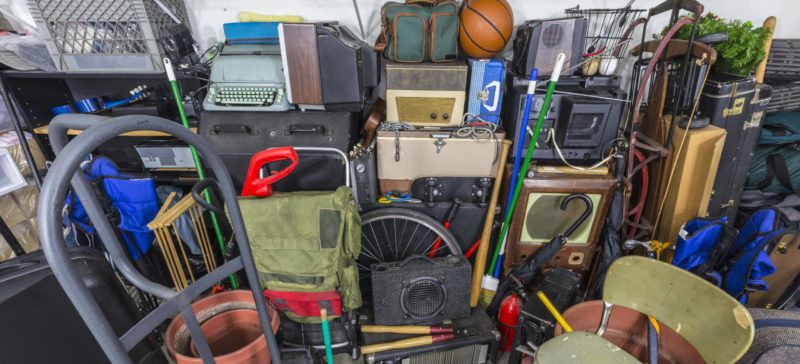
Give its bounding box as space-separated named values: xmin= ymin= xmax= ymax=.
xmin=358 ymin=208 xmax=462 ymax=301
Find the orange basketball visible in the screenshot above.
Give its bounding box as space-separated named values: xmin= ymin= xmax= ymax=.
xmin=459 ymin=0 xmax=514 ymax=59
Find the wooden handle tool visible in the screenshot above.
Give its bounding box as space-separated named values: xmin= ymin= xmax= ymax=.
xmin=470 ymin=140 xmax=512 ymax=307
xmin=360 ymin=334 xmax=455 ymax=355
xmin=361 ymin=325 xmax=453 ymax=335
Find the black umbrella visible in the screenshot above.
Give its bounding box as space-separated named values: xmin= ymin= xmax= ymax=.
xmin=488 ymin=194 xmax=593 ymax=316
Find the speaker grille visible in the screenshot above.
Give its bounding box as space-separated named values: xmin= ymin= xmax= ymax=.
xmin=402 ymin=277 xmax=445 ymax=319
xmin=542 ymin=24 xmax=564 ymax=48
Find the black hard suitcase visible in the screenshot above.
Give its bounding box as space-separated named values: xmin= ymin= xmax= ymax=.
xmin=199 ymin=110 xmax=360 ymax=192
xmin=360 ymin=308 xmax=500 ymax=364
xmin=360 ymin=201 xmax=492 ymax=253
xmin=0 ymin=248 xmax=165 ymax=363
xmin=702 ymin=75 xmax=767 ymax=220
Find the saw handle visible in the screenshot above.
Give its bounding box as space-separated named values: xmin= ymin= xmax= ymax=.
xmin=241 ymin=147 xmax=298 ymax=197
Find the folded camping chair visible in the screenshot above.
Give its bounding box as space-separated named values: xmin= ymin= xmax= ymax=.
xmin=38 ymin=115 xmax=281 ymax=364
xmin=535 ymin=256 xmax=755 ymax=364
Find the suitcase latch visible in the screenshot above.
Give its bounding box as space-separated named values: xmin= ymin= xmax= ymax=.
xmin=431 ymin=133 xmax=450 ymax=154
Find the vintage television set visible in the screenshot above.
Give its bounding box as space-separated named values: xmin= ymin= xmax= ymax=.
xmin=279 ymin=22 xmax=380 ymax=111
xmin=503 ymin=173 xmax=616 ymax=272
xmin=502 ymin=77 xmax=626 ymax=163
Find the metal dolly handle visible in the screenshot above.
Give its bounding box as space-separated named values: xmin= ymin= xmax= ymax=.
xmin=38 ymin=114 xmax=281 ymax=364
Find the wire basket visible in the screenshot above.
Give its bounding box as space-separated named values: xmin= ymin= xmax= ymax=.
xmin=26 ymin=0 xmax=188 ymax=72
xmin=565 ymin=6 xmax=646 ymax=63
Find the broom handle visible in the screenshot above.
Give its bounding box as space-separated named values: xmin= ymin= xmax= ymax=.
xmin=164 ymin=58 xmax=238 ymax=289
xmin=487 ymin=54 xmax=566 ymax=277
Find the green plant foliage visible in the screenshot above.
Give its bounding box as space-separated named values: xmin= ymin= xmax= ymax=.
xmin=663 ymin=13 xmax=771 ymax=76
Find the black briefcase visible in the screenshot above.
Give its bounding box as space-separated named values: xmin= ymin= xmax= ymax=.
xmin=0 ymin=248 xmax=165 ymax=363
xmin=199 ymin=110 xmax=360 ymax=192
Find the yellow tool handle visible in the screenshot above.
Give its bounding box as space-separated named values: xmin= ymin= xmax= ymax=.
xmin=361 ymin=325 xmax=431 ymax=334
xmin=470 ymin=140 xmax=513 ymax=307
xmin=238 ymin=12 xmax=304 ymax=23
xmin=361 ymin=336 xmax=434 ymax=355
xmin=537 ymin=291 xmax=573 ymax=333
xmin=755 ymin=16 xmax=777 ymax=84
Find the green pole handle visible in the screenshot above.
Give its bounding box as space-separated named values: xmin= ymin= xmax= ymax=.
xmin=164 ymin=58 xmax=238 ymax=289
xmin=487 ymin=53 xmax=566 ymax=276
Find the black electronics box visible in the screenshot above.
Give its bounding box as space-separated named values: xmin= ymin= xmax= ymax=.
xmin=158 ymin=23 xmax=196 ymax=63
xmin=511 ymin=17 xmax=588 ymax=78
xmin=502 ymin=76 xmax=626 ymax=163
xmin=352 ymin=148 xmax=379 ymax=205
xmin=702 ymin=74 xmax=766 ymax=220
xmin=371 ymin=255 xmax=471 ymax=326
xmin=198 ymin=109 xmax=360 ymax=193
xmin=361 ymin=308 xmax=500 ymax=364
xmin=508 ymin=268 xmax=581 ymax=364
xmin=0 ymin=248 xmax=166 ymax=363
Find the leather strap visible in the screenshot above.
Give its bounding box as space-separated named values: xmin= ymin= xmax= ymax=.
xmin=760 ymin=152 xmax=795 ymax=192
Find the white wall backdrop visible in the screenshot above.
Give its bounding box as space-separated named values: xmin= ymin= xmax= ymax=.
xmin=3 ymin=0 xmax=799 ymax=48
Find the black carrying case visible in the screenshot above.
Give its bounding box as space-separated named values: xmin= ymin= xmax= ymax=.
xmin=199 ymin=110 xmax=360 ymax=192
xmin=0 ymin=248 xmax=165 ymax=363
xmin=701 ymin=75 xmax=767 ymax=220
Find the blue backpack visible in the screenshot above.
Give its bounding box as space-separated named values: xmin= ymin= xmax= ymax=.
xmin=65 ymin=156 xmax=159 ymax=261
xmin=673 ymin=208 xmax=785 ymax=303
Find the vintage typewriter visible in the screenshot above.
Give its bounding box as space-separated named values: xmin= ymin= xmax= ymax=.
xmin=202 ymin=44 xmax=291 ymax=112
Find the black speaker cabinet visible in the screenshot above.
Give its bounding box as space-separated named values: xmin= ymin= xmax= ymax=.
xmin=371 ymin=255 xmax=471 ymax=325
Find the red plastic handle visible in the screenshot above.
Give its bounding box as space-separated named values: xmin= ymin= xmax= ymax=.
xmin=241 ymin=147 xmax=299 ymax=197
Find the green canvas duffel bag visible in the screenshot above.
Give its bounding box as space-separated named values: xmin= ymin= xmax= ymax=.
xmin=375 ymin=0 xmax=459 ymax=62
xmin=239 ymin=186 xmax=361 ymax=323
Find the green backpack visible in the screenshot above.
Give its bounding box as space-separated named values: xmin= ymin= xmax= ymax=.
xmin=746 ymin=143 xmax=800 ymax=194
xmin=239 ymin=186 xmax=361 ymax=323
xmin=375 ymin=0 xmax=459 ymax=62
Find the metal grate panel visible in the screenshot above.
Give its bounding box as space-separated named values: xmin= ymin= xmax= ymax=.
xmin=26 ymin=0 xmax=188 ymax=70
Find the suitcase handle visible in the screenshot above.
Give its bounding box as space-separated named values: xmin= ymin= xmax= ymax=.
xmin=241 ymin=147 xmax=299 ymax=197
xmin=287 ymin=124 xmax=326 ymax=135
xmin=483 ymin=80 xmax=501 ymax=112
xmin=212 ymin=124 xmax=256 ymax=135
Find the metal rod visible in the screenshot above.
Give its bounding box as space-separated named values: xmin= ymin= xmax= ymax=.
xmin=0 ymin=76 xmax=42 ymax=188
xmin=164 ymin=58 xmax=238 ymax=289
xmin=0 ymin=215 xmax=25 ymax=256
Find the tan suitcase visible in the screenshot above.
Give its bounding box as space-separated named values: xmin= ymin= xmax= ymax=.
xmin=377 ymin=129 xmax=505 ymax=193
xmin=748 ymin=233 xmax=800 ymax=308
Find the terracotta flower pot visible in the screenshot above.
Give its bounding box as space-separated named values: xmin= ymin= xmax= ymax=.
xmin=165 ymin=290 xmax=280 ymax=364
xmin=553 ymin=300 xmax=703 ymax=364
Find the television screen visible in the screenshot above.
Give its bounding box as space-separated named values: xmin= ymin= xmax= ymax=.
xmin=520 ymin=192 xmax=602 ymax=245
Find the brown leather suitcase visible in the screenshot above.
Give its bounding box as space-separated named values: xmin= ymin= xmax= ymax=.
xmin=748 ymin=233 xmax=800 ymax=308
